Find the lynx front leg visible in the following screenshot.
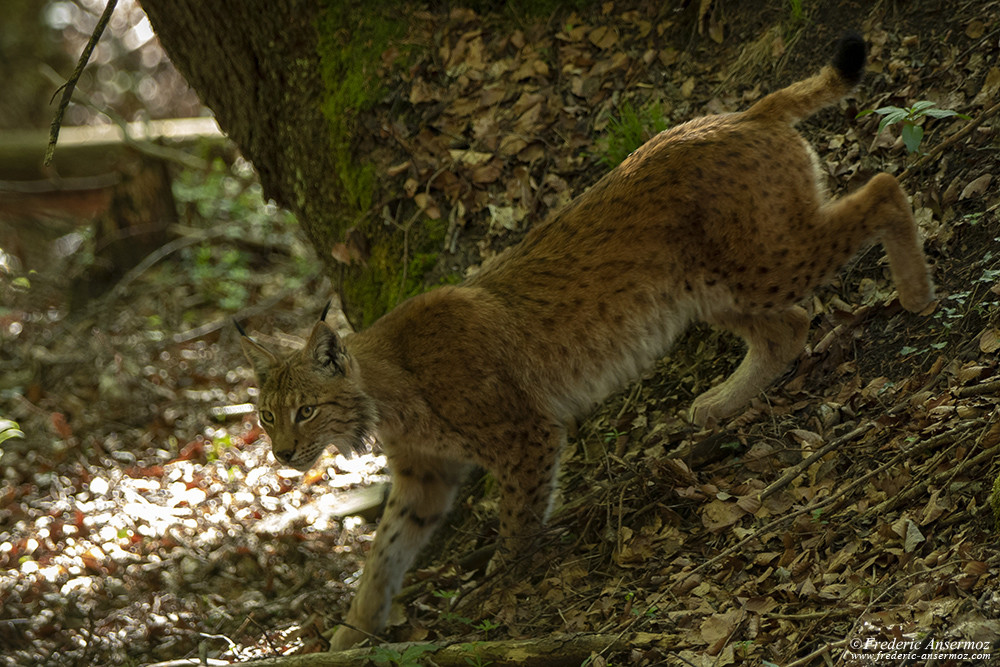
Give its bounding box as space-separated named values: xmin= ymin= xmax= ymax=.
xmin=691 ymin=306 xmax=810 ymax=426
xmin=329 ymin=456 xmax=468 ymax=650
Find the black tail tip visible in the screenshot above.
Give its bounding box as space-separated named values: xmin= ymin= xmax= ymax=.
xmin=832 ymin=31 xmax=867 ymax=86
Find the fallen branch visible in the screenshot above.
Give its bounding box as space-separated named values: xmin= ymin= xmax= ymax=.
xmin=760 ymin=424 xmax=870 ymax=501
xmin=227 ymin=632 xmax=687 ymax=667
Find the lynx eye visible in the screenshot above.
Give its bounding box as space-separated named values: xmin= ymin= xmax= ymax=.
xmin=260 ymin=410 xmax=275 ymax=424
xmin=296 ymin=405 xmax=315 ymax=422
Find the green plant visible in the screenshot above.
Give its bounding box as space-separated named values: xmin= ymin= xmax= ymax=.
xmin=186 ymin=244 xmax=250 ymax=311
xmin=439 ymin=610 xmax=474 ymax=626
xmin=787 ymin=0 xmax=804 ymax=22
xmin=603 ymin=427 xmax=625 ymax=444
xmin=170 ymin=158 xmax=313 ymax=313
xmin=599 ymin=100 xmax=669 ymax=167
xmin=207 ymin=432 xmax=234 ymax=463
xmin=0 ymin=418 xmax=24 ymax=445
xmin=460 ymin=642 xmax=494 ymax=667
xmin=857 ymin=101 xmax=968 ymax=154
xmin=472 ymin=618 xmax=499 ymax=639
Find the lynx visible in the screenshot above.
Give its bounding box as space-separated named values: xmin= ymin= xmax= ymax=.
xmin=239 ymin=32 xmax=933 ymax=649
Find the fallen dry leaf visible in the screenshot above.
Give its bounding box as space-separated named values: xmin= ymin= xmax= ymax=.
xmin=966 ymin=19 xmax=986 ymax=38
xmin=979 ymin=327 xmax=1000 ymax=353
xmin=960 ymin=173 xmax=993 ymax=199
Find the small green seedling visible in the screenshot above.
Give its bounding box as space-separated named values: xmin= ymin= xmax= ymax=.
xmin=473 ymin=618 xmax=500 ymax=638
xmin=787 ymin=0 xmax=804 ymax=23
xmin=857 ymin=101 xmax=968 ymax=154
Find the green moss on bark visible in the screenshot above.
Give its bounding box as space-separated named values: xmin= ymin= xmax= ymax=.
xmin=340 ymin=216 xmax=450 ymax=327
xmin=316 ymin=2 xmax=433 ymax=327
xmin=316 ymin=3 xmax=404 ymax=213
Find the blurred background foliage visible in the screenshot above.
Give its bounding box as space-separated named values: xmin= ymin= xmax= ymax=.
xmin=0 ymin=0 xmax=321 ymax=454
xmin=1 ymin=0 xmax=200 ymax=129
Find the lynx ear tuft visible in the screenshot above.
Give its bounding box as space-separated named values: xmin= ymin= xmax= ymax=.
xmin=320 ymin=300 xmax=332 ymax=323
xmin=306 ymin=320 xmax=347 ymax=375
xmin=234 ymin=318 xmax=249 ymax=338
xmin=239 ymin=327 xmax=279 ymax=382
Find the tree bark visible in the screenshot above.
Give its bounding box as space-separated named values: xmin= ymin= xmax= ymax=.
xmin=138 ymin=1 xmax=394 ymax=326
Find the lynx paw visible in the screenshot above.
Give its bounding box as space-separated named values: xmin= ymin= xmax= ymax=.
xmin=689 ymin=386 xmax=727 ymax=427
xmin=898 ymin=284 xmax=936 ymax=314
xmin=329 ymin=625 xmax=368 ymax=651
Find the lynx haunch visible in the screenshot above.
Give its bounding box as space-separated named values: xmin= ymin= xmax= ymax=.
xmin=239 ymin=32 xmax=933 ymax=650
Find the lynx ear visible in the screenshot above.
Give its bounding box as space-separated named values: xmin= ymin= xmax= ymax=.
xmin=305 ymin=320 xmax=348 ymax=375
xmin=236 ymin=321 xmax=279 ymax=382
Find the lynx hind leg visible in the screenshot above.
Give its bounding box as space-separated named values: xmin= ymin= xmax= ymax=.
xmin=487 ymin=423 xmax=565 ymax=574
xmin=690 ymin=306 xmax=810 ymax=426
xmin=329 ymin=457 xmax=469 ymax=650
xmin=823 ymin=172 xmax=934 ymax=312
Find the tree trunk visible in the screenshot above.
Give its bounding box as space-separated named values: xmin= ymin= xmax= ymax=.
xmin=137 ymin=1 xmax=408 ymax=327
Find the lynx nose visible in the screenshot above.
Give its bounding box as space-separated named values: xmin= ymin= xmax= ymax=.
xmin=273 ymin=449 xmax=295 ymax=465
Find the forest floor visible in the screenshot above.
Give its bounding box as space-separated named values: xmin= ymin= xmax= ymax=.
xmin=2 ymin=0 xmax=999 ymax=666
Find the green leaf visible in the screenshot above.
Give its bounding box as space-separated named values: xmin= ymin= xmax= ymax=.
xmin=401 ymin=644 xmax=440 ymax=661
xmin=0 ymin=419 xmax=25 ymax=445
xmin=901 ymin=123 xmax=924 ymax=153
xmin=908 ymin=100 xmax=938 ymax=115
xmin=921 ymin=108 xmax=961 ymax=119
xmin=876 ymin=109 xmax=909 ymax=134
xmin=872 ymin=105 xmax=905 ymax=115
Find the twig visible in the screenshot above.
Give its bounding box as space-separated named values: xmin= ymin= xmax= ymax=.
xmin=39 ymin=64 xmax=212 ymax=171
xmin=171 ymin=275 xmax=321 ymax=344
xmin=956 ymin=378 xmax=1000 ymax=398
xmin=45 ymin=0 xmax=119 ymax=166
xmin=109 ymin=229 xmax=229 ymax=298
xmin=759 ymin=424 xmax=870 ymax=501
xmin=835 ymin=560 xmax=957 ymax=667
xmin=143 ymin=660 xmax=228 ymax=667
xmin=897 ymin=98 xmax=1000 ymax=183
xmin=867 ymin=420 xmax=979 ymax=515
xmin=784 ymin=640 xmax=841 ymax=667
xmin=689 ymin=420 xmax=975 ymax=577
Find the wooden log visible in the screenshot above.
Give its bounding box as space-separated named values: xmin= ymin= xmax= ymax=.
xmin=0 ymin=117 xmax=225 ymax=180
xmin=211 ymin=632 xmax=687 ymax=667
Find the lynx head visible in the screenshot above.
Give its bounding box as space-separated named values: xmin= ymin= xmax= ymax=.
xmin=237 ymin=309 xmax=376 ymax=471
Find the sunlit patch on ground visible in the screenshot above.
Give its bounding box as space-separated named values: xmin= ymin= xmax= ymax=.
xmin=0 ymin=425 xmax=388 ymax=664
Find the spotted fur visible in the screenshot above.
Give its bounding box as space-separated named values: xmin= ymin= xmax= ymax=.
xmin=240 ymin=32 xmax=933 ymax=650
